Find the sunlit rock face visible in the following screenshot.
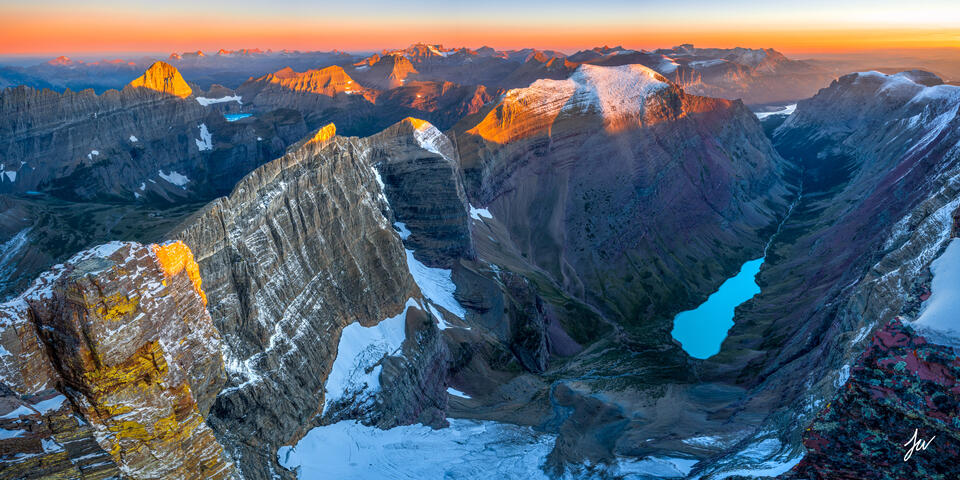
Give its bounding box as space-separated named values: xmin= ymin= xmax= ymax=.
xmin=240 ymin=65 xmax=378 ymax=103
xmin=0 ymin=241 xmax=232 ymax=479
xmin=237 ymin=64 xmax=495 ymax=138
xmin=173 ymin=120 xmax=456 ymax=479
xmin=127 ymin=61 xmax=193 ymax=98
xmin=355 ymin=53 xmax=419 ymax=90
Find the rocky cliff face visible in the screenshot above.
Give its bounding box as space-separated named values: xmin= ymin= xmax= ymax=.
xmin=752 ymin=71 xmax=960 ymax=478
xmin=370 ymin=117 xmax=474 ymax=268
xmin=0 ymin=62 xmax=302 ymax=202
xmin=173 ymin=121 xmax=455 ymax=478
xmin=0 ymin=241 xmax=232 ymax=478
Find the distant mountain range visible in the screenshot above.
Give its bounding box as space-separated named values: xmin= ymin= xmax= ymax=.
xmin=2 ymin=43 xmax=839 ymax=104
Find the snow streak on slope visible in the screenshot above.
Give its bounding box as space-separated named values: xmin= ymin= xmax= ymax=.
xmin=755 ymin=104 xmax=797 ymax=119
xmin=196 ymin=95 xmax=242 ymax=106
xmin=391 ymin=221 xmax=466 ymax=321
xmin=469 ymin=205 xmax=493 ymax=221
xmin=277 ymin=419 xmax=555 ymax=480
xmin=404 ymin=249 xmax=465 ymax=319
xmin=693 ymin=436 xmax=804 ymax=480
xmin=411 ymin=121 xmax=448 ymax=156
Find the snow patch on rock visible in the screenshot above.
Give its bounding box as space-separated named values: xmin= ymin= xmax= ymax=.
xmin=695 ymin=437 xmax=804 ymax=480
xmin=756 ymin=104 xmax=797 ymax=119
xmin=195 ymin=123 xmax=213 ymax=151
xmin=469 ymin=205 xmax=493 ymax=221
xmin=158 ymin=170 xmax=189 ymax=188
xmin=393 ymin=222 xmax=411 ymax=240
xmin=509 ymin=64 xmax=668 ymax=120
xmin=616 ymin=456 xmax=698 ymax=478
xmin=834 ymin=364 xmax=851 ymax=387
xmin=446 ymin=387 xmax=470 ymax=398
xmin=196 ymin=95 xmax=242 ymax=106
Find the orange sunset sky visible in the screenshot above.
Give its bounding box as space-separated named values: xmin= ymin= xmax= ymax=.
xmin=0 ymin=0 xmax=958 ymax=56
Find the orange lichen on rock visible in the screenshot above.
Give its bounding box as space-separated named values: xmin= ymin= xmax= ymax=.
xmin=151 ymin=241 xmax=207 ymax=305
xmin=306 ymin=123 xmax=337 ymax=146
xmin=128 ymin=61 xmax=193 ymax=98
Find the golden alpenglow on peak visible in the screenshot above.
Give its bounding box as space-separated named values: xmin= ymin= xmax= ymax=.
xmin=127 ymin=61 xmax=193 ymax=98
xmin=306 ymin=123 xmax=337 ymax=145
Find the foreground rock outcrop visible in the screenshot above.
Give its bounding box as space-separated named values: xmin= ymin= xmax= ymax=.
xmin=0 ymin=241 xmax=232 ymax=478
xmin=785 ymin=320 xmax=960 ymax=479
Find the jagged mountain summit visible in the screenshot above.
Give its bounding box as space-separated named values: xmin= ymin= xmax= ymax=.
xmin=128 ymin=60 xmax=194 ymax=98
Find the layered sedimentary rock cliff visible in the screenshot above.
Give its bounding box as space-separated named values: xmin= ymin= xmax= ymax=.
xmin=0 ymin=241 xmax=232 ymax=478
xmin=0 ymin=60 xmax=308 ymax=300
xmin=173 ymin=120 xmax=457 ymax=478
xmin=371 ymin=117 xmax=474 ymax=268
xmin=0 ymin=61 xmax=301 ymax=202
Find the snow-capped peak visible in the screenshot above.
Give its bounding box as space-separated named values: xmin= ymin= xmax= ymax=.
xmin=515 ymin=64 xmax=670 ymax=119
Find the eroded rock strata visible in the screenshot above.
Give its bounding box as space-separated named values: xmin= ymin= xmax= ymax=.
xmin=0 ymin=241 xmax=232 ymax=478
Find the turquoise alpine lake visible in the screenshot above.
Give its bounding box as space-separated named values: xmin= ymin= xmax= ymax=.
xmin=224 ymin=113 xmax=253 ymax=122
xmin=671 ymin=258 xmax=764 ymax=359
